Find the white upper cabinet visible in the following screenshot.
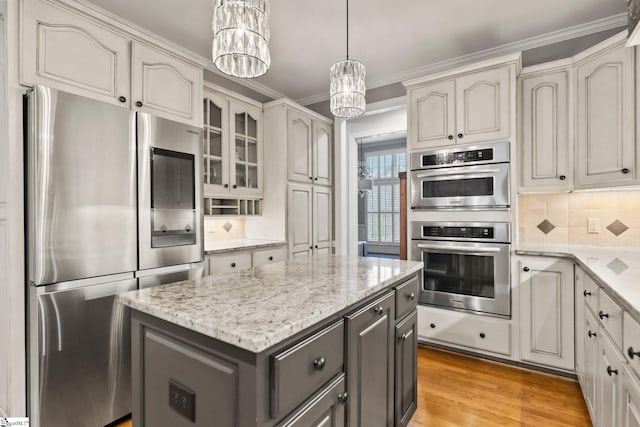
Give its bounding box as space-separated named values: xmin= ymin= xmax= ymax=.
xmin=132 ymin=42 xmax=203 ymax=127
xmin=455 ymin=67 xmax=511 ymax=144
xmin=313 ymin=121 xmax=333 ymax=187
xmin=575 ymin=41 xmax=637 ymax=189
xmin=410 ymin=80 xmax=456 ymax=148
xmin=21 ymin=0 xmax=204 ymax=126
xmin=229 ymin=100 xmax=263 ymax=197
xmin=21 ymin=0 xmax=130 ymax=107
xmin=519 ymin=65 xmax=572 ymax=193
xmin=203 ymin=92 xmax=230 ymax=195
xmin=405 ymin=56 xmax=517 ymax=150
xmin=287 ymin=109 xmax=313 ymax=184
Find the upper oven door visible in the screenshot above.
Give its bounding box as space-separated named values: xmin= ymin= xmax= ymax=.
xmin=138 ymin=112 xmax=203 ymax=270
xmin=410 ymin=163 xmax=509 ymax=209
xmin=412 ymin=240 xmax=511 ymax=318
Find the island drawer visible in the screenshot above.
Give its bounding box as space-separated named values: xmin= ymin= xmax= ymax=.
xmin=209 ymin=252 xmax=252 ymax=274
xmin=271 ymin=320 xmax=345 ymax=419
xmin=583 ymin=274 xmax=599 ymax=314
xmin=276 ymin=374 xmax=346 ymax=427
xmin=598 ymin=289 xmax=622 ymax=349
xmin=253 ymin=247 xmax=286 ymax=267
xmin=395 ymin=276 xmax=418 ymax=320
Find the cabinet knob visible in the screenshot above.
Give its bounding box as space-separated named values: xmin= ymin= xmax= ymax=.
xmin=559 ymin=175 xmax=566 ymax=181
xmin=430 ymin=323 xmax=436 ymax=329
xmin=230 ymin=262 xmax=236 ymax=268
xmin=118 ymin=96 xmax=127 ymax=103
xmin=314 ymin=177 xmax=318 ymax=181
xmin=407 ymin=293 xmax=415 ymax=301
xmin=337 ymin=392 xmax=348 ymax=404
xmin=309 ymin=176 xmax=313 ymax=180
xmin=232 ymin=184 xmax=237 ymax=189
xmin=312 ymin=357 xmax=326 ymax=370
xmin=372 ymin=306 xmax=385 ymax=315
xmin=309 ymin=246 xmax=313 ymax=250
xmin=607 ymin=366 xmax=619 ymax=376
xmin=457 ymin=133 xmax=464 ymax=139
xmin=583 ymin=290 xmax=591 ymax=297
xmin=588 ymin=330 xmax=597 ymax=338
xmin=479 ymin=332 xmax=486 ymax=339
xmin=523 ymin=267 xmax=530 ymax=272
xmin=628 ymin=346 xmax=640 ymax=359
xmin=622 ymin=168 xmax=631 ymax=174
xmin=447 ymin=135 xmax=453 ymax=140
xmin=268 ymin=256 xmax=274 ymax=261
xmin=136 ymin=101 xmax=143 ymax=107
xmin=224 ymin=184 xmax=229 ymax=188
xmin=599 ymin=310 xmax=609 ymax=320
xmin=399 ymin=333 xmax=410 ymax=342
xmin=314 ymin=245 xmax=318 ymax=249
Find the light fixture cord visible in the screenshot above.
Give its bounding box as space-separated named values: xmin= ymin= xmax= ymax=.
xmin=346 ymin=0 xmax=349 ymax=60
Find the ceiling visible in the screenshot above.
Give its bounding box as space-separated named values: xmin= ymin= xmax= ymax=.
xmin=85 ymin=0 xmax=625 ymax=104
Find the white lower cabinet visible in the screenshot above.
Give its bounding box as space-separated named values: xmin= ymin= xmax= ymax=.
xmin=621 ymin=365 xmax=640 ymax=427
xmin=518 ymin=257 xmax=574 ymax=371
xmin=583 ymin=307 xmax=600 ymax=420
xmin=597 ymin=330 xmax=625 ymax=427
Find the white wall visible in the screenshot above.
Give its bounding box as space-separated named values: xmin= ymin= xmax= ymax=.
xmin=0 ymin=0 xmax=8 ymax=415
xmin=335 ymin=100 xmax=407 ymax=256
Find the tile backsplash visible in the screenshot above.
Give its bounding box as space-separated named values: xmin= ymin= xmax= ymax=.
xmin=204 ymin=218 xmax=245 ymax=241
xmin=519 ymin=192 xmax=640 ymax=247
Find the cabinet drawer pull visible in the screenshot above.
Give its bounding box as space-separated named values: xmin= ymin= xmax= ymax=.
xmin=430 ymin=323 xmax=436 ymax=329
xmin=372 ymin=306 xmax=385 ymax=315
xmin=224 ymin=184 xmax=229 ymax=188
xmin=230 ymin=262 xmax=236 ymax=268
xmin=312 ymin=357 xmax=326 ymax=370
xmin=407 ymin=293 xmax=415 ymax=301
xmin=588 ymin=330 xmax=597 ymax=338
xmin=628 ymin=347 xmax=640 ymax=359
xmin=268 ymin=256 xmax=274 ymax=261
xmin=607 ymin=366 xmax=618 ymax=376
xmin=479 ymin=332 xmax=485 ymax=339
xmin=583 ymin=290 xmax=591 ymax=297
xmin=337 ymin=392 xmax=348 ymax=404
xmin=118 ymin=96 xmax=127 ymax=103
xmin=136 ymin=101 xmax=143 ymax=107
xmin=598 ymin=311 xmax=609 ymax=320
xmin=232 ymin=184 xmax=237 ymax=189
xmin=447 ymin=135 xmax=453 ymax=140
xmin=399 ymin=332 xmax=410 ymax=342
xmin=622 ymin=168 xmax=630 ymax=174
xmin=559 ymin=175 xmax=566 ymax=181
xmin=457 ymin=133 xmax=464 ymax=139
xmin=523 ymin=266 xmax=530 ymax=272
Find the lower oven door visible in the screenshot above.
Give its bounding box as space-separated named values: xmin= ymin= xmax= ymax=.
xmin=410 ymin=163 xmax=509 ymax=209
xmin=412 ymin=240 xmax=511 ymax=318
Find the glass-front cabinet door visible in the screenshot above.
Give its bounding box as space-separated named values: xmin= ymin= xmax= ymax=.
xmin=230 ymin=101 xmax=262 ymax=197
xmin=203 ymin=93 xmax=229 ymax=195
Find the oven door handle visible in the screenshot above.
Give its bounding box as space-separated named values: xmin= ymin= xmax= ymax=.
xmin=413 ymin=168 xmax=501 ymax=179
xmin=415 ymin=243 xmax=502 ymax=254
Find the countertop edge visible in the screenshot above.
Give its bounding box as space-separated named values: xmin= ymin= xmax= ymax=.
xmin=204 ymin=240 xmax=287 ymax=255
xmin=516 ymin=248 xmax=640 ymax=321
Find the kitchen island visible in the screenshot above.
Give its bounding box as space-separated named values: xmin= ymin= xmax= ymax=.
xmin=119 ymin=255 xmax=423 ymax=427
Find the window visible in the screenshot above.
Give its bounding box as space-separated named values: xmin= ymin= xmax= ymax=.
xmin=365 ymin=149 xmax=406 ymax=243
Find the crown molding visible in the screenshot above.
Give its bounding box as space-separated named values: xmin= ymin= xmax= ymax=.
xmin=263 ymin=98 xmax=333 ymax=123
xmin=296 ymin=13 xmax=627 ymax=106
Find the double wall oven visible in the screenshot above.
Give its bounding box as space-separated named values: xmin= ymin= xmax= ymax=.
xmin=410 ymin=142 xmax=512 ymax=318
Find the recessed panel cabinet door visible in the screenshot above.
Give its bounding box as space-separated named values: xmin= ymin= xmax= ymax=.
xmin=621 ymin=365 xmax=640 ymax=427
xmin=584 ymin=307 xmax=599 ymax=420
xmin=409 ymin=80 xmax=456 ymax=149
xmin=313 ymin=187 xmax=332 ymax=253
xmin=597 ymin=332 xmax=624 ymax=427
xmin=519 ymin=259 xmax=574 ymax=371
xmin=313 ymin=121 xmax=332 ymax=186
xmin=288 ymin=110 xmax=313 ymax=183
xmin=395 ymin=311 xmax=417 ymax=427
xmin=519 ymin=69 xmax=572 ymax=192
xmin=21 ymin=1 xmax=130 ymax=106
xmin=455 ymin=67 xmax=511 ymax=144
xmin=576 ymin=44 xmax=636 ymax=188
xmin=132 ymin=42 xmax=203 ymax=127
xmin=288 ymin=183 xmax=313 ymax=258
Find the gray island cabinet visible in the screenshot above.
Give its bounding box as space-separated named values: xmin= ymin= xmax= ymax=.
xmin=119 ymin=255 xmax=422 ymax=427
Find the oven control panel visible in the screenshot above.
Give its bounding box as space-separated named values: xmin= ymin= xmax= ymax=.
xmin=421 ymin=148 xmax=493 ymax=167
xmin=422 ymin=226 xmax=494 ymax=239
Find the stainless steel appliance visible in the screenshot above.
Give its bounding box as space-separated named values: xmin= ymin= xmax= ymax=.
xmin=411 ymin=221 xmax=511 ymax=318
xmin=410 ymin=141 xmax=510 ymax=210
xmin=25 ymin=86 xmax=203 ymax=427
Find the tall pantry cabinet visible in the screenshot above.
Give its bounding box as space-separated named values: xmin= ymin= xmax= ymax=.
xmin=257 ymin=100 xmax=333 ymax=258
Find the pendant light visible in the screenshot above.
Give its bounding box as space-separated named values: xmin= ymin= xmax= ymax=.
xmin=212 ymin=0 xmax=271 ymax=79
xmin=330 ymin=0 xmax=366 ymax=118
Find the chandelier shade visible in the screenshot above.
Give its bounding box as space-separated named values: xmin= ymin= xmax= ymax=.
xmin=330 ymin=59 xmax=366 ymax=118
xmin=212 ymin=0 xmax=271 ymax=79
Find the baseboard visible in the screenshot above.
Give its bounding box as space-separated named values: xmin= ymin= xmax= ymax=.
xmin=419 ymin=341 xmax=577 ymax=380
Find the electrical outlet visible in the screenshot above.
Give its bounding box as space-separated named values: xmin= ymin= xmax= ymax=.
xmin=588 ymin=218 xmax=600 ymax=234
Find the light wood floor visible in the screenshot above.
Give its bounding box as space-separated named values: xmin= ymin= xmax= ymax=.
xmin=117 ymin=345 xmax=591 ymax=427
xmin=410 ymin=346 xmax=591 ymax=427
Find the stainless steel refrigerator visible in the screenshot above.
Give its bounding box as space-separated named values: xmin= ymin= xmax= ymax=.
xmin=25 ymin=86 xmax=204 ymax=427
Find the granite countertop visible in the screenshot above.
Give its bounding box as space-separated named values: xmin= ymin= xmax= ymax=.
xmin=204 ymin=239 xmax=286 ymax=255
xmin=119 ymin=255 xmax=423 ymax=353
xmin=517 ymin=243 xmax=640 ymax=319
